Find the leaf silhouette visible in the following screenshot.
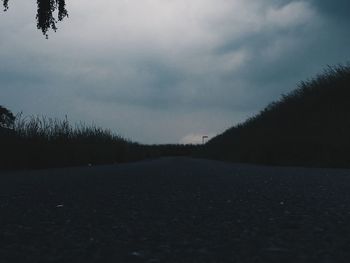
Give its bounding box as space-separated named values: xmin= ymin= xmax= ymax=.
xmin=2 ymin=0 xmax=68 ymax=38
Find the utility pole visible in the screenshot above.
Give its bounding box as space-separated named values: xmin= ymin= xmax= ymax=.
xmin=202 ymin=135 xmax=208 ymax=144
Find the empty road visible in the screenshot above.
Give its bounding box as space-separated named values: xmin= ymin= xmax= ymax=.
xmin=1 ymin=157 xmax=350 ymax=262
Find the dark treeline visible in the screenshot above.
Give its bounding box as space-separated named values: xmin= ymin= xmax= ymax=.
xmin=0 ymin=113 xmax=197 ymax=170
xmin=200 ymin=65 xmax=350 ymax=168
xmin=2 ymin=0 xmax=68 ymax=37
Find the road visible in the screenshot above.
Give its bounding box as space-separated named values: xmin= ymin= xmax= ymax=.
xmin=1 ymin=157 xmax=350 ymax=262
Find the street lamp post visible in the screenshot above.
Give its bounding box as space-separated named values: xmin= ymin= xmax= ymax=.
xmin=202 ymin=135 xmax=208 ymax=144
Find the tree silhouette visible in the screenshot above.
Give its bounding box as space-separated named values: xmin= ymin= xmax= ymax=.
xmin=2 ymin=0 xmax=68 ymax=38
xmin=2 ymin=0 xmax=8 ymax=11
xmin=0 ymin=105 xmax=15 ymax=129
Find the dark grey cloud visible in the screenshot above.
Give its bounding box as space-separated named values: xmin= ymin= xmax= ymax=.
xmin=310 ymin=0 xmax=350 ymax=20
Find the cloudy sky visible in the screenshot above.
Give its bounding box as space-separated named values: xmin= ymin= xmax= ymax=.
xmin=1 ymin=0 xmax=349 ymax=144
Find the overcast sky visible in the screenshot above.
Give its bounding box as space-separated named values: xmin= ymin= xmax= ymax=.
xmin=1 ymin=0 xmax=349 ymax=144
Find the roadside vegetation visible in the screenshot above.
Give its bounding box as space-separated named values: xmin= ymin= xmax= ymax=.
xmin=200 ymin=64 xmax=350 ymax=168
xmin=2 ymin=64 xmax=350 ymax=169
xmin=0 ymin=112 xmax=196 ymax=169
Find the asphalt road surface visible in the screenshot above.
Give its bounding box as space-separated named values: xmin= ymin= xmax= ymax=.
xmin=1 ymin=157 xmax=350 ymax=262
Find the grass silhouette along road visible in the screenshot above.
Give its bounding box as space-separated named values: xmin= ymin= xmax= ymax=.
xmin=200 ymin=65 xmax=350 ymax=168
xmin=1 ymin=64 xmax=350 ymax=169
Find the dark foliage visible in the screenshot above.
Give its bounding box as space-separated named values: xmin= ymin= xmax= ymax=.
xmin=2 ymin=0 xmax=68 ymax=38
xmin=0 ymin=105 xmax=15 ymax=129
xmin=0 ymin=115 xmax=127 ymax=169
xmin=200 ymin=65 xmax=350 ymax=168
xmin=2 ymin=0 xmax=8 ymax=11
xmin=0 ymin=114 xmax=197 ymax=170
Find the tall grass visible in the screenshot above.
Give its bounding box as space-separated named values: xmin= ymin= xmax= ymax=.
xmin=0 ymin=114 xmax=197 ymax=169
xmin=201 ymin=64 xmax=350 ymax=168
xmin=0 ymin=115 xmax=129 ymax=169
xmin=13 ymin=114 xmax=123 ymax=144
